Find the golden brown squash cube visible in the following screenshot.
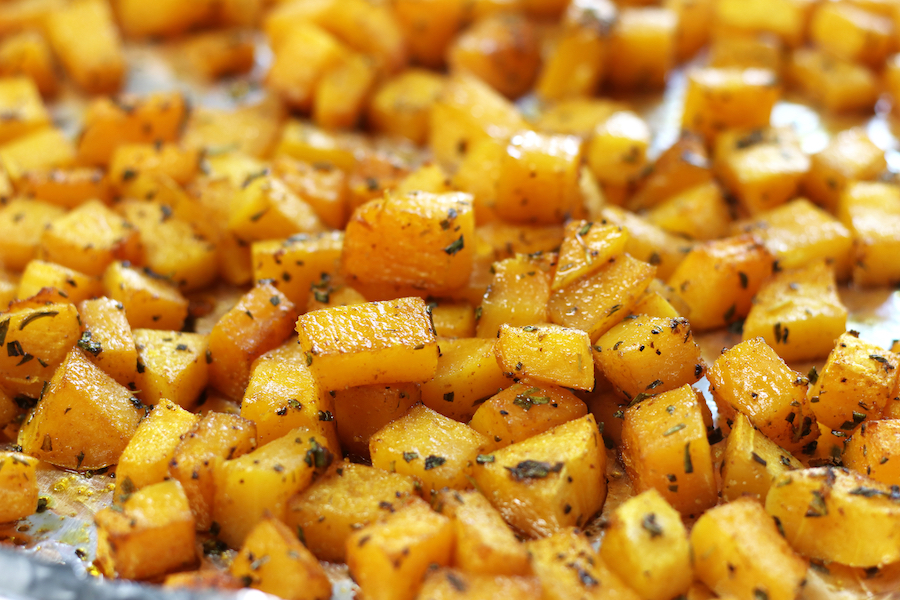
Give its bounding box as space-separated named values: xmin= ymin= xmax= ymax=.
xmin=600 ymin=206 xmax=691 ymax=281
xmin=180 ymin=29 xmax=255 ymax=81
xmin=110 ymin=143 xmax=200 ymax=192
xmin=286 ymin=461 xmax=418 ymax=563
xmin=533 ymin=97 xmax=628 ymax=138
xmin=599 ymin=489 xmax=691 ymax=600
xmin=370 ymin=403 xmax=488 ymax=498
xmin=313 ymin=51 xmax=376 ymax=130
xmin=430 ymin=301 xmax=475 ymax=338
xmin=102 ymin=261 xmax=189 ymax=331
xmin=418 ymin=569 xmax=543 ymax=600
xmin=208 ymin=283 xmax=298 ymax=400
xmin=667 ymin=235 xmax=774 ymax=331
xmin=115 ymin=0 xmax=211 ymax=39
xmin=16 ymin=260 xmax=102 ymax=305
xmin=95 ymin=480 xmax=196 ymax=580
xmin=844 ymin=420 xmax=900 ymax=487
xmin=266 ymin=21 xmax=346 ymax=111
xmin=332 ymin=383 xmax=420 ymax=459
xmin=708 ymin=338 xmax=817 ymax=453
xmin=789 ymin=48 xmax=878 ymax=114
xmin=809 ymin=2 xmax=892 ymax=68
xmin=472 ymin=414 xmax=606 ymax=537
xmin=552 ymin=220 xmax=629 ymax=292
xmin=435 ymin=489 xmax=530 ymax=576
xmin=606 ymin=7 xmax=677 ymax=91
xmin=251 ymin=231 xmax=343 ymax=311
xmin=229 ymin=174 xmax=325 ymax=244
xmin=369 ymin=69 xmax=445 ymax=145
xmin=0 ymin=76 xmax=48 ymax=144
xmin=528 ymin=528 xmax=641 ymax=600
xmin=645 ymin=182 xmax=732 ymax=241
xmin=133 ymin=330 xmax=208 ymax=409
xmin=347 ymin=498 xmax=453 ymax=600
xmin=808 ymin=332 xmax=898 ymax=432
xmin=549 ymin=253 xmax=657 ymax=341
xmin=274 ymin=119 xmax=361 ymax=172
xmin=667 ymin=0 xmax=714 ymax=61
xmin=691 ymin=497 xmax=806 ymax=600
xmin=496 ymin=323 xmax=594 ymax=391
xmin=622 ymin=385 xmax=716 ymax=516
xmin=169 ymin=411 xmax=257 ymax=531
xmin=297 ymin=297 xmax=439 ymax=390
xmin=594 ymin=316 xmax=705 ymax=401
xmin=270 ymin=157 xmax=349 ymax=229
xmin=707 ymin=30 xmax=785 ymax=72
xmin=0 ymin=451 xmax=37 ymax=522
xmin=77 ymin=298 xmax=136 ymax=387
xmin=721 ymin=414 xmax=803 ymax=502
xmin=585 ymin=111 xmax=651 ymax=190
xmin=45 ymin=0 xmax=124 ymax=94
xmin=713 ymin=0 xmax=817 ymax=48
xmin=392 ymin=0 xmax=464 ymax=68
xmin=230 ymin=516 xmax=332 ymax=600
xmin=0 ymin=126 xmax=75 ymax=183
xmin=0 ymin=198 xmax=64 ymax=271
xmin=802 ymin=127 xmax=886 ymax=212
xmin=0 ymin=31 xmax=57 ymax=98
xmin=18 ymin=349 xmax=143 ymax=470
xmin=475 ymin=255 xmax=552 ymax=339
xmin=838 ymin=181 xmax=900 ymax=287
xmin=342 ymin=191 xmax=475 ymax=293
xmin=742 ymin=261 xmax=847 ymax=362
xmin=115 ymin=400 xmax=200 ymax=502
xmin=628 ymin=133 xmax=712 ymax=212
xmin=681 ymin=67 xmax=780 ymax=143
xmin=766 ymin=467 xmax=900 ymax=567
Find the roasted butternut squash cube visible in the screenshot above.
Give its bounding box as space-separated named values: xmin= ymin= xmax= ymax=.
xmin=392 ymin=0 xmax=464 ymax=68
xmin=789 ymin=48 xmax=878 ymax=113
xmin=230 ymin=516 xmax=332 ymax=600
xmin=838 ymin=181 xmax=900 ymax=287
xmin=265 ymin=22 xmax=346 ymax=111
xmin=691 ymin=497 xmax=807 ymax=600
xmin=180 ymin=29 xmax=255 ymax=81
xmin=0 ymin=0 xmax=67 ymax=36
xmin=95 ymin=480 xmax=196 ymax=580
xmin=0 ymin=77 xmax=48 ymax=144
xmin=19 ymin=167 xmax=111 ymax=208
xmin=0 ymin=126 xmax=75 ymax=182
xmin=621 ymin=385 xmax=716 ymax=516
xmin=681 ymin=67 xmax=780 ymax=143
xmin=0 ymin=198 xmax=63 ymax=271
xmin=810 ymin=2 xmax=893 ymax=68
xmin=213 ymin=427 xmax=334 ymax=548
xmin=304 ymin=277 xmax=366 ymax=312
xmin=370 ymin=403 xmax=488 ymax=498
xmin=766 ymin=467 xmax=900 ymax=567
xmin=313 ymin=51 xmax=376 ymax=131
xmin=132 ymin=330 xmax=208 ymax=409
xmin=713 ymin=0 xmax=817 ymax=47
xmin=844 ymin=420 xmax=900 ymax=486
xmin=240 ymin=341 xmax=338 ymax=450
xmin=18 ymin=349 xmax=144 ymax=470
xmin=600 ymin=206 xmax=691 ymax=281
xmin=368 ymin=69 xmax=445 ymax=145
xmin=331 ymin=383 xmax=420 ymax=459
xmin=16 ymin=260 xmax=102 ymax=305
xmin=430 ymin=301 xmax=475 ymax=338
xmin=208 ymin=283 xmax=297 ymax=400
xmin=708 ymin=338 xmax=818 ymax=453
xmin=721 ymin=414 xmax=803 ymax=502
xmin=420 ymin=337 xmax=509 ymax=422
xmin=45 ymin=0 xmax=124 ymax=94
xmin=475 ymin=255 xmax=552 ymax=338
xmin=251 ymin=231 xmax=343 ymax=311
xmin=808 ymin=332 xmax=899 ymax=432
xmin=533 ymin=97 xmax=628 ymax=138
xmin=343 ymin=191 xmax=475 ymax=293
xmin=347 ymin=498 xmax=453 ymax=600
xmin=469 ymin=382 xmax=588 ymax=451
xmin=549 ymin=253 xmax=657 ymax=340
xmin=286 ymin=461 xmax=418 ymax=563
xmin=184 ymin=99 xmax=282 ymax=160
xmin=496 ymin=324 xmax=594 ymax=391
xmin=600 ymin=489 xmax=691 ymax=600
xmin=802 ymin=128 xmax=886 ymax=212
xmin=606 ymin=7 xmax=677 ymax=90
xmin=552 ymin=220 xmax=629 ymax=292
xmin=0 ymin=33 xmax=56 ymax=98
xmin=229 ymin=174 xmax=324 ymax=244
xmin=115 ymin=400 xmax=199 ymax=502
xmin=297 ymin=297 xmax=439 ymax=389
xmin=435 ymin=488 xmax=530 ymax=576
xmin=270 ymin=157 xmax=349 ymax=229
xmin=169 ymin=411 xmax=257 ymax=532
xmin=707 ymin=31 xmax=785 ymax=72
xmin=667 ymin=0 xmax=714 ymax=61
xmin=667 ymin=235 xmax=774 ymax=331
xmin=743 ymin=261 xmax=847 ymax=362
xmin=0 ymin=451 xmax=37 ymax=522
xmin=418 ymin=569 xmax=542 ymax=600
xmin=645 ymin=182 xmax=732 ymax=241
xmin=594 ymin=316 xmax=705 ymax=401
xmin=111 ymin=143 xmax=200 ymax=192
xmin=586 ymin=111 xmax=651 ymax=190
xmin=472 ymin=414 xmax=605 ymax=537
xmin=628 ymin=133 xmax=713 ymax=211
xmin=275 ymin=119 xmax=362 ymax=172
xmin=528 ymin=528 xmax=641 ymax=600
xmin=102 ymin=261 xmax=189 ymax=331
xmin=115 ymin=0 xmax=211 ymax=38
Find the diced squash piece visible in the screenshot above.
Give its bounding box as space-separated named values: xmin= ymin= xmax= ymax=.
xmin=472 ymin=414 xmax=605 ymax=537
xmin=181 ymin=29 xmax=255 ymax=80
xmin=184 ymin=99 xmax=283 ymax=160
xmin=0 ymin=451 xmax=37 ymax=522
xmin=251 ymin=231 xmax=343 ymax=312
xmin=115 ymin=400 xmax=200 ymax=502
xmin=296 ymin=297 xmax=439 ymax=389
xmin=600 ymin=206 xmax=691 ymax=281
xmin=666 ymin=0 xmax=714 ymax=61
xmin=713 ymin=0 xmax=818 ymax=47
xmin=691 ymin=497 xmax=807 ymax=600
xmin=115 ymin=0 xmax=211 ymax=38
xmin=586 ymin=111 xmax=651 ymax=189
xmin=0 ymin=77 xmax=48 ymax=144
xmin=208 ymin=283 xmax=297 ymax=400
xmin=0 ymin=33 xmax=57 ymax=97
xmin=392 ymin=0 xmax=465 ymax=68
xmin=16 ymin=260 xmax=102 ymax=304
xmin=18 ymin=167 xmax=111 ymax=209
xmin=430 ymin=301 xmax=475 ymax=338
xmin=418 ymin=569 xmax=542 ymax=600
xmin=628 ymin=133 xmax=713 ymax=211
xmin=533 ymin=97 xmax=628 ymax=138
xmin=721 ymin=414 xmax=804 ymax=502
xmin=606 ymin=7 xmax=677 ymax=90
xmin=802 ymin=128 xmax=886 ymax=212
xmin=369 ymin=403 xmax=488 ymax=498
xmin=844 ymin=420 xmax=900 ymax=486
xmin=102 ymin=261 xmax=189 ymax=331
xmin=789 ymin=48 xmax=878 ymax=113
xmin=0 ymin=198 xmax=64 ymax=271
xmin=645 ymin=182 xmax=732 ymax=241
xmin=807 ymin=332 xmax=898 ymax=432
xmin=708 ymin=338 xmax=818 ymax=453
xmin=275 ymin=119 xmax=362 ymax=172
xmin=346 ymin=499 xmax=453 ymax=600
xmin=229 ymin=174 xmax=324 ymax=243
xmin=110 ymin=143 xmax=200 ymax=192
xmin=230 ymin=516 xmax=332 ymax=600
xmin=766 ymin=467 xmax=900 ymax=567
xmin=95 ymin=480 xmax=196 ymax=580
xmin=599 ymin=489 xmax=692 ymax=600
xmin=45 ymin=0 xmax=124 ymax=94
xmin=18 ymin=349 xmax=144 ymax=470
xmin=496 ymin=323 xmax=594 ymax=391
xmin=707 ymin=31 xmax=785 ymax=72
xmin=553 ymin=220 xmax=629 ymax=292
xmin=313 ymin=51 xmax=376 ymax=131
xmin=265 ymin=22 xmax=345 ymax=111
xmin=810 ymin=3 xmax=893 ymax=68
xmin=0 ymin=126 xmax=75 ymax=182
xmin=838 ymin=181 xmax=900 ymax=287
xmin=331 ymin=383 xmax=419 ymax=459
xmin=475 ymin=254 xmax=552 ymax=338
xmin=270 ymin=157 xmax=348 ymax=229
xmin=286 ymin=461 xmax=418 ymax=563
xmin=342 ymin=191 xmax=475 ymax=293
xmin=369 ymin=69 xmax=445 ymax=145
xmin=132 ymin=330 xmax=208 ymax=408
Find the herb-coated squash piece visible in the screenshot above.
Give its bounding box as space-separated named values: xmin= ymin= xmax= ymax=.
xmin=230 ymin=516 xmax=332 ymax=600
xmin=600 ymin=206 xmax=690 ymax=280
xmin=229 ymin=174 xmax=325 ymax=244
xmin=713 ymin=0 xmax=817 ymax=48
xmin=16 ymin=260 xmax=103 ymax=305
xmin=346 ymin=498 xmax=453 ymax=600
xmin=251 ymin=231 xmax=343 ymax=311
xmin=766 ymin=467 xmax=900 ymax=567
xmin=133 ymin=330 xmax=208 ymax=409
xmin=286 ymin=461 xmax=419 ymax=563
xmin=791 ymin=48 xmax=878 ymax=115
xmin=0 ymin=126 xmax=75 ymax=183
xmin=110 ymin=143 xmax=201 ymax=191
xmin=585 ymin=111 xmax=651 ymax=190
xmin=0 ymin=198 xmax=64 ymax=271
xmin=0 ymin=32 xmax=57 ymax=98
xmin=115 ymin=0 xmax=211 ymax=39
xmin=370 ymin=403 xmax=488 ymax=498
xmin=645 ymin=181 xmax=732 ymax=241
xmin=667 ymin=0 xmax=713 ymax=61
xmin=594 ymin=316 xmax=705 ymax=401
xmin=331 ymin=383 xmax=419 ymax=459
xmin=472 ymin=414 xmax=605 ymax=537
xmin=844 ymin=420 xmax=900 ymax=487
xmin=168 ymin=411 xmax=257 ymax=532
xmin=271 ymin=157 xmax=349 ymax=229
xmin=274 ymin=119 xmax=362 ymax=172
xmin=208 ymin=283 xmax=297 ymax=400
xmin=621 ymin=385 xmax=716 ymax=517
xmin=0 ymin=451 xmax=38 ymax=522
xmin=600 ymin=489 xmax=691 ymax=600
xmin=265 ymin=21 xmax=346 ymax=111
xmin=18 ymin=349 xmax=143 ymax=470
xmin=95 ymin=480 xmax=196 ymax=580
xmin=809 ymin=2 xmax=892 ymax=68
xmin=434 ymin=488 xmax=531 ymax=576
xmin=368 ymin=69 xmax=446 ymax=144
xmin=802 ymin=128 xmax=886 ymax=212
xmin=606 ymin=7 xmax=677 ymax=91
xmin=533 ymin=97 xmax=627 ymax=138
xmin=837 ymin=181 xmax=900 ymax=287
xmin=807 ymin=332 xmax=898 ymax=432
xmin=313 ymin=51 xmax=376 ymax=130
xmin=691 ymin=497 xmax=807 ymax=600
xmin=180 ymin=29 xmax=256 ymax=81
xmin=392 ymin=0 xmax=464 ymax=68
xmin=45 ymin=0 xmax=124 ymax=94
xmin=628 ymin=132 xmax=712 ymax=211
xmin=721 ymin=414 xmax=803 ymax=502
xmin=496 ymin=323 xmax=594 ymax=391
xmin=429 ymin=301 xmax=475 ymax=338
xmin=297 ymin=296 xmax=439 ymax=390
xmin=417 ymin=569 xmax=542 ymax=600
xmin=475 ymin=255 xmax=552 ymax=338
xmin=552 ymin=220 xmax=629 ymax=292
xmin=708 ymin=338 xmax=818 ymax=453
xmin=115 ymin=400 xmax=199 ymax=503
xmin=102 ymin=261 xmax=189 ymax=331
xmin=0 ymin=76 xmax=48 ymax=143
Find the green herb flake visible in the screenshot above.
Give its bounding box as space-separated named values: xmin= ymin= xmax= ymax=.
xmin=443 ymin=235 xmax=465 ymax=255
xmin=505 ymin=460 xmax=564 ymax=482
xmin=476 ymin=454 xmax=495 ymax=464
xmin=663 ymin=423 xmax=686 ymax=437
xmin=641 ymin=513 xmax=664 ymax=538
xmin=424 ymin=455 xmax=446 ymax=471
xmin=683 ymin=442 xmax=693 ymax=474
xmin=402 ymin=451 xmax=419 ymax=463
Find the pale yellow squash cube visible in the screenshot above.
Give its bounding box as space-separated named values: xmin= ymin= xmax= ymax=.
xmin=418 ymin=569 xmax=543 ymax=600
xmin=721 ymin=414 xmax=803 ymax=502
xmin=368 ymin=69 xmax=445 ymax=144
xmin=229 ymin=174 xmax=325 ymax=244
xmin=475 ymin=254 xmax=552 ymax=338
xmin=552 ymin=220 xmax=629 ymax=292
xmin=838 ymin=181 xmax=900 ymax=287
xmin=0 ymin=451 xmax=37 ymax=522
xmin=586 ymin=111 xmax=651 ymax=189
xmin=102 ymin=261 xmax=189 ymax=331
xmin=16 ymin=260 xmax=102 ymax=305
xmin=77 ymin=297 xmax=136 ymax=388
xmin=429 ymin=301 xmax=475 ymax=338
xmin=645 ymin=181 xmax=732 ymax=241
xmin=789 ymin=48 xmax=878 ymax=114
xmin=251 ymin=231 xmax=343 ymax=311
xmin=713 ymin=0 xmax=817 ymax=48
xmin=844 ymin=420 xmax=900 ymax=487
xmin=0 ymin=198 xmax=64 ymax=271
xmin=265 ymin=21 xmax=346 ymax=111
xmin=0 ymin=126 xmax=75 ymax=182
xmin=45 ymin=0 xmax=124 ymax=94
xmin=606 ymin=7 xmax=677 ymax=90
xmin=600 ymin=206 xmax=691 ymax=280
xmin=495 ymin=323 xmax=594 ymax=391
xmin=0 ymin=76 xmax=48 ymax=144
xmin=810 ymin=2 xmax=893 ymax=68
xmin=802 ymin=127 xmax=886 ymax=212
xmin=132 ymin=330 xmax=208 ymax=409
